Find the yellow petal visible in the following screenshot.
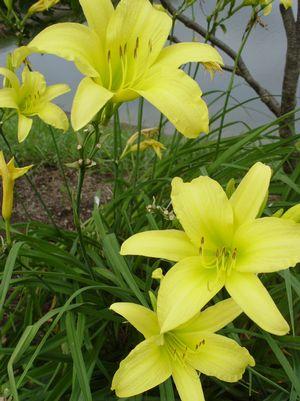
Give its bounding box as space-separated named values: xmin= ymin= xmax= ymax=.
xmin=71 ymin=77 xmax=113 ymax=131
xmin=18 ymin=114 xmax=33 ymax=142
xmin=225 ymin=271 xmax=289 ymax=335
xmin=112 ymin=338 xmax=172 ymax=397
xmin=229 ymin=162 xmax=271 ymax=227
xmin=11 ymin=46 xmax=33 ymax=69
xmin=135 ymin=68 xmax=209 ymax=138
xmin=29 ymin=23 xmax=102 ymax=77
xmin=171 ymin=175 xmax=233 ymax=248
xmin=172 ymin=364 xmax=205 ymax=401
xmin=21 ymin=67 xmax=46 ymax=97
xmin=28 ymin=0 xmax=59 ymax=14
xmin=110 ymin=302 xmax=160 ymax=338
xmin=38 ymin=103 xmax=69 ymax=132
xmin=106 ymin=0 xmax=171 ymax=80
xmin=157 ymin=256 xmax=225 ymax=333
xmin=79 ymin=0 xmax=113 ymax=41
xmin=0 ymin=151 xmax=9 ymax=178
xmin=0 ymin=88 xmax=18 ymax=109
xmin=120 ymin=230 xmax=198 ymax=262
xmin=175 ymin=298 xmax=242 ymax=334
xmin=44 ymin=84 xmax=70 ymax=101
xmin=234 ymin=217 xmax=300 ymax=273
xmin=263 ymin=3 xmax=272 ymax=15
xmin=0 ymin=67 xmax=20 ymax=90
xmin=157 ymin=42 xmax=223 ymax=69
xmin=282 ymin=204 xmax=300 ymax=222
xmin=187 ymin=333 xmax=255 ymax=382
xmin=8 ymin=160 xmax=32 ymax=179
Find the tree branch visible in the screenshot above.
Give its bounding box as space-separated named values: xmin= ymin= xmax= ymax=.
xmin=161 ymin=0 xmax=281 ymax=117
xmin=279 ymin=4 xmax=300 ymax=137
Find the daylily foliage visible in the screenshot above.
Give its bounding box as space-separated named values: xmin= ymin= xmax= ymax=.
xmin=121 ymin=162 xmax=300 ymax=335
xmin=111 ymin=298 xmax=254 ymax=401
xmin=0 ymin=67 xmax=69 ymax=142
xmin=20 ymin=0 xmax=223 ymax=135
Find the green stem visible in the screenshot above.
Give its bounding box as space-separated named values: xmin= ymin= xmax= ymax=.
xmin=49 ymin=127 xmax=72 ymax=204
xmin=73 ymin=134 xmax=95 ymax=281
xmin=132 ymin=98 xmax=144 ymax=188
xmin=5 ymin=219 xmax=11 ymax=246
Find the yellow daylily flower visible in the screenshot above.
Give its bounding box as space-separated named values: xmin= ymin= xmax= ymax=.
xmin=280 ymin=0 xmax=293 ymax=9
xmin=0 ymin=67 xmax=70 ymax=142
xmin=244 ymin=0 xmax=292 ymax=15
xmin=21 ymin=0 xmax=223 ymax=135
xmin=121 ymin=162 xmax=300 ymax=335
xmin=0 ymin=151 xmax=32 ymax=221
xmin=28 ymin=0 xmax=60 ymax=15
xmin=129 ymin=139 xmax=166 ymax=159
xmin=110 ymin=298 xmax=254 ymax=401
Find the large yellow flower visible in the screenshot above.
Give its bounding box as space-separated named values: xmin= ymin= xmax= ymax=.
xmin=121 ymin=163 xmax=300 ymax=335
xmin=20 ymin=0 xmax=223 ymax=135
xmin=111 ymin=298 xmax=254 ymax=401
xmin=0 ymin=67 xmax=69 ymax=142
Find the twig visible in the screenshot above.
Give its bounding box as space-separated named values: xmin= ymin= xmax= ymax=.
xmin=160 ymin=0 xmax=281 ymax=117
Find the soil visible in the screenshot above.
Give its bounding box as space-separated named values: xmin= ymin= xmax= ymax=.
xmin=6 ymin=166 xmax=113 ymax=230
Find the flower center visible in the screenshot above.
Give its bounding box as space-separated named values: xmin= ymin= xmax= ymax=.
xmin=199 ymin=236 xmax=237 ymax=276
xmin=106 ymin=35 xmax=154 ymax=94
xmin=20 ymin=90 xmax=42 ymax=114
xmin=164 ymin=333 xmax=206 ymax=365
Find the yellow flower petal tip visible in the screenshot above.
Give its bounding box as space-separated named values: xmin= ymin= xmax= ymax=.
xmin=0 ymin=151 xmax=32 ymax=221
xmin=0 ymin=66 xmax=70 ymax=142
xmin=122 ymin=162 xmax=300 ymax=334
xmin=110 ymin=299 xmax=254 ymax=399
xmin=28 ymin=0 xmax=60 ymax=15
xmin=27 ymin=0 xmax=222 ymax=134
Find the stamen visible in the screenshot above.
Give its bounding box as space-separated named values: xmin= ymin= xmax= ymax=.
xmin=134 ymin=37 xmax=139 ymax=59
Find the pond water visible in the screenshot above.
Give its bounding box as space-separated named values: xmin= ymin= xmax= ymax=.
xmin=0 ymin=2 xmax=299 ymax=134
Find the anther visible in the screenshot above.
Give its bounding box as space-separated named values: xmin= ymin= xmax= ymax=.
xmin=119 ymin=46 xmax=123 ymax=58
xmin=107 ymin=50 xmax=111 ymax=62
xmin=134 ymin=37 xmax=139 ymax=58
xmin=232 ymin=248 xmax=237 ymax=259
xmin=148 ymin=39 xmax=153 ymax=53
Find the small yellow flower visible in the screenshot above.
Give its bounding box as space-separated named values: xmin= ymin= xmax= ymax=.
xmin=128 ymin=139 xmax=166 ymax=159
xmin=19 ymin=0 xmax=223 ymax=135
xmin=121 ymin=162 xmax=300 ymax=335
xmin=110 ymin=298 xmax=254 ymax=401
xmin=28 ymin=0 xmax=60 ymax=15
xmin=244 ymin=0 xmax=292 ymax=15
xmin=0 ymin=151 xmax=32 ymax=221
xmin=0 ymin=67 xmax=70 ymax=142
xmin=280 ymin=0 xmax=293 ymax=9
xmin=121 ymin=127 xmax=165 ymax=159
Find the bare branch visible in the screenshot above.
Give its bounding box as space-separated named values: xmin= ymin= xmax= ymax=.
xmin=279 ymin=4 xmax=300 ymax=137
xmin=160 ymin=0 xmax=281 ymax=116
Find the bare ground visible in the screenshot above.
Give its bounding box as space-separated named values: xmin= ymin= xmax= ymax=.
xmin=8 ymin=166 xmax=112 ymax=230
